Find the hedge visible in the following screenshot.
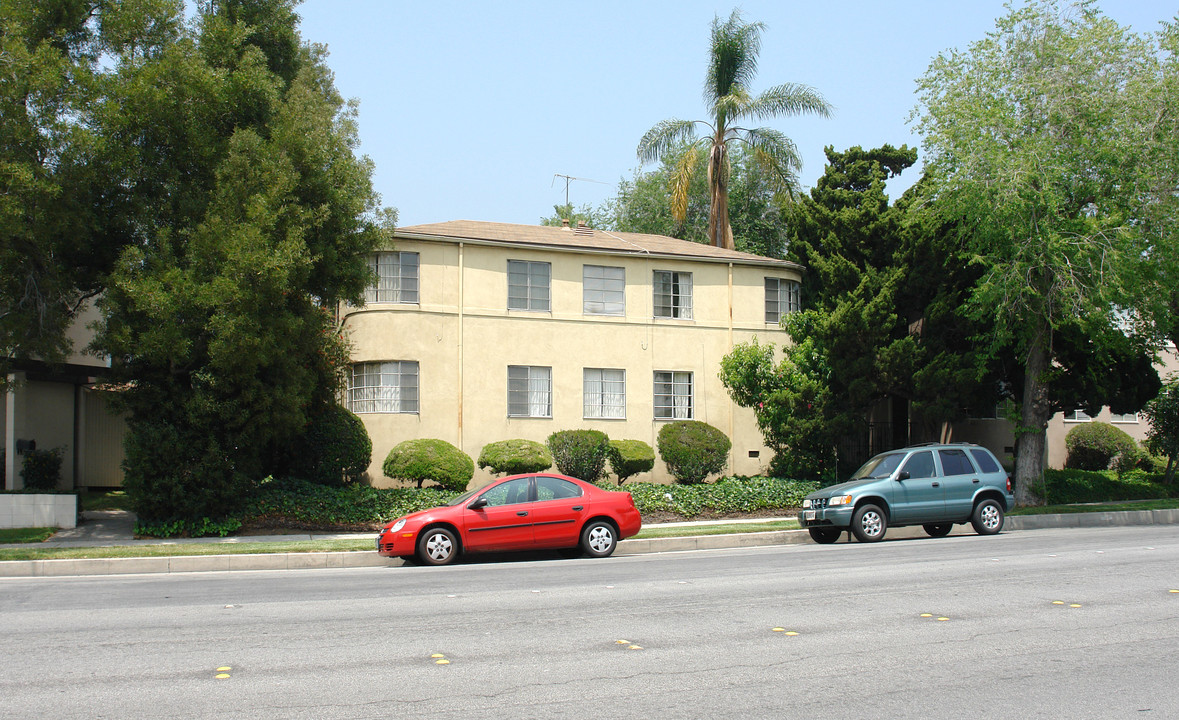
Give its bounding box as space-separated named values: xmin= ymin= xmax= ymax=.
xmin=478 ymin=439 xmax=553 ymax=475
xmin=607 ymin=439 xmax=656 ymax=484
xmin=383 ymin=439 xmax=474 ymax=491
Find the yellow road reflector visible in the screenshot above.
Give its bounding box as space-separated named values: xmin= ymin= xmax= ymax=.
xmin=628 ymin=645 xmax=643 ymax=650
xmin=1170 ymin=589 xmax=1179 ymax=594
xmin=772 ymin=627 xmax=786 ymax=632
xmin=431 ymin=654 xmax=445 ymax=658
xmin=784 ymin=631 xmax=799 ymax=636
xmin=616 ymin=640 xmax=631 ymax=645
xmin=435 ymin=659 xmax=450 ymax=665
xmin=216 ymin=666 xmax=231 ymax=672
xmin=1070 ymin=604 xmax=1082 ymax=608
xmin=1052 ymin=601 xmax=1065 ymax=605
xmin=937 ymin=617 xmax=949 ymax=621
xmin=215 ymin=674 xmax=230 ymax=679
xmin=920 ymin=613 xmax=933 ymax=618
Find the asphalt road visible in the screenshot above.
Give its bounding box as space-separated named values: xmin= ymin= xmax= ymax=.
xmin=2 ymin=525 xmax=1177 ymax=719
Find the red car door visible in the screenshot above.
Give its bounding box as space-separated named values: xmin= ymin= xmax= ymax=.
xmin=461 ymin=476 xmax=534 ymax=551
xmin=529 ymin=475 xmax=587 ymax=548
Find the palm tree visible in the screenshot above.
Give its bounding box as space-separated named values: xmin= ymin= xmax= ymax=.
xmin=637 ymin=10 xmax=832 ymax=250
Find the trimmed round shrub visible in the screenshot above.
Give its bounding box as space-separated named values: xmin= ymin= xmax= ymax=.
xmin=547 ymin=429 xmax=610 ymax=481
xmin=606 ymin=439 xmax=655 ymax=485
xmin=658 ymin=420 xmax=732 ymax=484
xmin=478 ymin=439 xmax=553 ymax=475
xmin=383 ymin=439 xmax=474 ymax=491
xmin=21 ymin=448 xmax=63 ymax=491
xmin=294 ymin=404 xmax=372 ymax=486
xmin=1065 ymin=421 xmax=1140 ymax=472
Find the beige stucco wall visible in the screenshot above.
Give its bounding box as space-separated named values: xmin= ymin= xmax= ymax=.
xmin=343 ymin=238 xmax=798 ymax=489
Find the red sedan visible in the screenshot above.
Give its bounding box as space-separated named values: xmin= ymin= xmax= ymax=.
xmin=377 ymin=473 xmax=642 ymax=565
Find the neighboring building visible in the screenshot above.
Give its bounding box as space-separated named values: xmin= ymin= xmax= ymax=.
xmin=937 ymin=344 xmax=1179 ymax=470
xmin=3 ymin=300 xmax=128 ymax=491
xmin=340 ymin=220 xmax=804 ymax=487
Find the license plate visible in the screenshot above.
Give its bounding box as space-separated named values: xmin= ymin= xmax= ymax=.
xmin=804 ymin=510 xmax=816 ymax=521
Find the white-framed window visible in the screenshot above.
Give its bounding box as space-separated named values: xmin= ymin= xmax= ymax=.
xmin=653 ymin=270 xmax=693 ymax=319
xmin=365 ymin=252 xmax=419 ymax=304
xmin=508 ymin=365 xmax=552 ymax=417
xmin=348 ymin=361 xmax=419 ymax=413
xmin=1110 ymin=412 xmax=1139 ymax=423
xmin=1063 ymin=408 xmax=1093 ymax=422
xmin=654 ymin=371 xmax=693 ymax=419
xmin=584 ymin=368 xmax=625 ymax=419
xmin=765 ymin=277 xmax=800 ymax=323
xmin=583 ymin=265 xmax=625 ymax=315
xmin=508 ymin=260 xmax=551 ymax=311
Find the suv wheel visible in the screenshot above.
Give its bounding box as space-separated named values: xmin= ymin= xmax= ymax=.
xmin=851 ymin=504 xmax=887 ymax=542
xmin=971 ymin=499 xmax=1004 ymax=535
xmin=808 ymin=527 xmax=842 ymax=544
xmin=923 ymin=523 xmax=953 ymax=538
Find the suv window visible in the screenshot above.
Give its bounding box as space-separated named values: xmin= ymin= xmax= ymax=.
xmin=938 ymin=449 xmax=976 ymax=476
xmin=900 ymin=451 xmax=936 ymax=479
xmin=970 ymin=448 xmax=1001 ymax=474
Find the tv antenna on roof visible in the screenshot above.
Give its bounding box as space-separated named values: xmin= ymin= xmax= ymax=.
xmin=552 ymin=174 xmax=607 ymax=207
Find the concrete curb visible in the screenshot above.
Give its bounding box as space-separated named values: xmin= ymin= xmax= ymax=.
xmin=2 ymin=509 xmax=1176 ymax=578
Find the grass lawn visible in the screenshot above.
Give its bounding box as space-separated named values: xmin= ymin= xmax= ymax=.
xmin=79 ymin=490 xmax=131 ymax=512
xmin=0 ymin=527 xmax=57 ymax=544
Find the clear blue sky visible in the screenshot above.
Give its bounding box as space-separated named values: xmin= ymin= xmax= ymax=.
xmin=292 ymin=0 xmax=1175 ymax=228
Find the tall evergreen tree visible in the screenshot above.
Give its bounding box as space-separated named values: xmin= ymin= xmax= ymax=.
xmin=94 ymin=0 xmax=391 ymax=524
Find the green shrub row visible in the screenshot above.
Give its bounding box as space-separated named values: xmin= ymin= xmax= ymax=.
xmin=622 ymin=476 xmax=817 ymax=517
xmin=226 ymin=475 xmax=817 ymax=531
xmin=1037 ymin=468 xmax=1179 ymax=505
xmin=243 ymin=477 xmax=462 ymax=529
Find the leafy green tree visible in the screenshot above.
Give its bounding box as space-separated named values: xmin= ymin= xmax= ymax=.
xmin=1143 ymin=382 xmax=1179 ymax=483
xmin=636 ymin=9 xmax=830 ymax=250
xmin=94 ymin=0 xmax=391 ymax=522
xmin=0 ymin=0 xmax=177 ymax=390
xmin=1127 ymin=20 xmax=1179 ymax=351
xmin=539 ymin=203 xmax=604 ymax=229
xmin=911 ymin=1 xmax=1158 ymax=504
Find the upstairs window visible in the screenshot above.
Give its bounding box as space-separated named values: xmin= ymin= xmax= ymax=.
xmin=508 ymin=260 xmax=551 ymax=312
xmin=653 ymin=271 xmax=693 ymax=319
xmin=584 ymin=265 xmax=625 ymax=315
xmin=1063 ymin=409 xmax=1093 ymax=422
xmin=365 ymin=252 xmax=419 ymax=304
xmin=764 ymin=277 xmax=800 ymax=323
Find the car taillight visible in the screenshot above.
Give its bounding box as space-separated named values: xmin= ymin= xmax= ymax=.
xmin=1006 ymin=475 xmax=1012 ymax=493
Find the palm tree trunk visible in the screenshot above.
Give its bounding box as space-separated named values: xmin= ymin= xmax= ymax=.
xmin=707 ymin=140 xmax=734 ymax=250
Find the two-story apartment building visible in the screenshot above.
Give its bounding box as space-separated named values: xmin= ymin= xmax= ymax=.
xmin=340 ymin=220 xmax=804 ymax=487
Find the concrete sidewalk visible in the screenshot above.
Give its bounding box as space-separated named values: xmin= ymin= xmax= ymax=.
xmin=2 ymin=508 xmax=1177 ymax=578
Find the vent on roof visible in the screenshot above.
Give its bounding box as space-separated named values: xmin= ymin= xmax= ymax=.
xmin=574 ymin=221 xmax=593 ymax=236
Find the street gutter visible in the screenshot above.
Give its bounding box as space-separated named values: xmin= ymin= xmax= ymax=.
xmin=2 ymin=508 xmax=1177 ymax=578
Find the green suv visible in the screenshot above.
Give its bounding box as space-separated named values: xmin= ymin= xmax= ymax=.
xmin=799 ymin=443 xmax=1014 ymax=543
